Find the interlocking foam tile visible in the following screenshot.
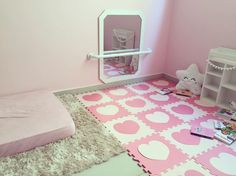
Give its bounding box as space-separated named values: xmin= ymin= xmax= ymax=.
xmin=145 ymin=79 xmax=176 ymax=89
xmin=195 ymin=144 xmax=236 ymax=176
xmin=104 ymin=115 xmax=155 ymax=144
xmin=126 ymin=134 xmax=188 ymax=175
xmin=189 ymin=114 xmax=222 ymax=132
xmin=186 ymin=96 xmax=219 ymax=113
xmin=125 ymin=82 xmax=158 ymax=95
xmin=76 ymin=78 xmax=230 ymax=176
xmin=117 ymin=95 xmax=157 ymax=114
xmin=161 ymin=101 xmax=207 ymax=122
xmin=161 ymin=159 xmax=212 ymax=176
xmin=160 ymin=123 xmax=219 ymax=158
xmin=141 ymin=92 xmax=179 ymax=106
xmin=101 ymin=86 xmax=136 ymax=100
xmin=87 ymin=102 xmax=130 ymax=122
xmin=136 ymin=107 xmax=183 ymax=133
xmin=77 ymin=91 xmax=113 ymax=107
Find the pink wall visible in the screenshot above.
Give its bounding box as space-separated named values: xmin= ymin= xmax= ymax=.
xmin=0 ymin=0 xmax=173 ymax=96
xmin=165 ymin=0 xmax=236 ymax=77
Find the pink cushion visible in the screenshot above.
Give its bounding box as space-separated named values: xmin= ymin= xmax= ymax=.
xmin=0 ymin=91 xmax=75 ymax=157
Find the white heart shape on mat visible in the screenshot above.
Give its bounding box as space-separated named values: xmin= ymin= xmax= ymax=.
xmin=109 ymin=88 xmax=128 ymax=96
xmin=150 ymin=94 xmax=169 ymax=101
xmin=146 ymin=112 xmax=169 ymax=123
xmin=200 ymin=119 xmax=214 ymax=129
xmin=96 ymin=105 xmax=119 ymax=115
xmin=194 ymin=100 xmax=215 ymax=107
xmin=210 ymin=153 xmax=236 ymax=175
xmin=138 ymin=141 xmax=169 ymax=160
xmin=153 ymin=80 xmax=169 ymax=86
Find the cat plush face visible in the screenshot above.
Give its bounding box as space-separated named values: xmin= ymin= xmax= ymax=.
xmin=176 ymin=64 xmax=204 ymax=95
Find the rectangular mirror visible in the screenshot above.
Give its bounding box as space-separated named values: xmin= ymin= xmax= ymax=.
xmin=99 ymin=10 xmax=144 ymax=83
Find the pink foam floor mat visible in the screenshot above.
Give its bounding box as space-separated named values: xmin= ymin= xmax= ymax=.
xmin=77 ymin=79 xmax=236 ymax=176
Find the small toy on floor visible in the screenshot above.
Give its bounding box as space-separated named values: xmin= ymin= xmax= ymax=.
xmin=156 ymin=88 xmax=173 ymax=95
xmin=216 ymin=108 xmax=236 ymax=120
xmin=176 ymin=64 xmax=204 ymax=95
xmin=190 ymin=125 xmax=215 ymax=139
xmin=213 ymin=119 xmax=236 ymax=145
xmin=175 ymin=89 xmax=193 ymax=97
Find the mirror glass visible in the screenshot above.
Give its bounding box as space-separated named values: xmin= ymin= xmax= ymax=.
xmin=99 ymin=10 xmax=143 ymax=83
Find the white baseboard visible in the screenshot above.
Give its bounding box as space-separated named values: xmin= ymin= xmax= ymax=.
xmin=54 ymin=73 xmax=177 ymax=95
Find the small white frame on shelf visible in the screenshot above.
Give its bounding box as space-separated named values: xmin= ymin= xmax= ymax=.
xmin=200 ymin=47 xmax=236 ymax=110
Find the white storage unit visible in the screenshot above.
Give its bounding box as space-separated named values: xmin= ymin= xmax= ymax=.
xmin=201 ymin=47 xmax=236 ymax=110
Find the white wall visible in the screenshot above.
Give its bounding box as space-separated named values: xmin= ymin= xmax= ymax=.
xmin=0 ymin=0 xmax=173 ymax=96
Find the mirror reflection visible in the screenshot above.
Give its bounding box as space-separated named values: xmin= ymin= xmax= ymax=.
xmin=103 ymin=15 xmax=141 ymax=78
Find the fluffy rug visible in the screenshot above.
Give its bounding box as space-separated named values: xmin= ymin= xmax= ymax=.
xmin=0 ymin=93 xmax=124 ymax=176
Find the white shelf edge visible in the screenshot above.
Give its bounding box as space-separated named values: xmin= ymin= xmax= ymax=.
xmin=206 ymin=71 xmax=222 ymax=78
xmin=204 ymin=84 xmax=219 ymax=92
xmin=222 ymin=83 xmax=236 ymax=91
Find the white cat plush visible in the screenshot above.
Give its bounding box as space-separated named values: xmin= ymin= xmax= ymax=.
xmin=176 ymin=64 xmax=204 ymax=95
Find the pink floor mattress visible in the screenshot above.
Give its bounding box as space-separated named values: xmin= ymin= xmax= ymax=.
xmin=0 ymin=91 xmax=75 ymax=157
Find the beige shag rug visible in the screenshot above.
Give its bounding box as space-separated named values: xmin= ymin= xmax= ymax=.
xmin=0 ymin=94 xmax=124 ymax=176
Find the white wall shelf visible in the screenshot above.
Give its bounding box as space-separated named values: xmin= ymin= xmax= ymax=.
xmin=207 ymin=70 xmax=222 ymax=78
xmin=200 ymin=47 xmax=236 ymax=110
xmin=204 ymin=84 xmax=219 ymax=92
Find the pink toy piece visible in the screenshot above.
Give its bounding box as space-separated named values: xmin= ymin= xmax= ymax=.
xmin=82 ymin=93 xmax=103 ymax=101
xmin=125 ymin=98 xmax=146 ymax=108
xmin=132 ymin=84 xmax=150 ymax=91
xmin=125 ymin=134 xmax=188 ymax=175
xmin=185 ymin=170 xmax=204 ymax=176
xmin=172 ymin=129 xmax=201 ymax=145
xmin=171 ymin=104 xmax=194 ymax=115
xmin=114 ymin=120 xmax=140 ymax=134
xmin=87 ymin=102 xmax=130 ymax=122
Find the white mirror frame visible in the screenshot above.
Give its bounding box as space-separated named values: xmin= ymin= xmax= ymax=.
xmin=99 ymin=9 xmax=145 ymax=83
